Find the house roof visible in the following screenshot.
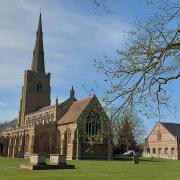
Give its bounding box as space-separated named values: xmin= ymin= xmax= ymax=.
xmin=161 ymin=122 xmax=180 ymax=138
xmin=57 ymin=96 xmax=93 ymax=125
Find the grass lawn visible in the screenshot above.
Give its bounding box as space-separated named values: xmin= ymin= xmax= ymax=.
xmin=0 ymin=157 xmax=180 ymax=180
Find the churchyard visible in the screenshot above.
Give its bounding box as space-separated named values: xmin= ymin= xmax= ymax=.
xmin=1 ymin=157 xmax=180 ymax=180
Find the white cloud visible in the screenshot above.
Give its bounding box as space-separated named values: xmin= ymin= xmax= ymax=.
xmin=0 ymin=30 xmax=32 ymax=49
xmin=0 ymin=102 xmax=7 ymax=107
xmin=0 ymin=0 xmax=129 ymax=90
xmin=0 ymin=0 xmax=130 ymax=122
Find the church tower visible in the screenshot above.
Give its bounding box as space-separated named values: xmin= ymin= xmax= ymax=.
xmin=18 ymin=14 xmax=51 ymax=127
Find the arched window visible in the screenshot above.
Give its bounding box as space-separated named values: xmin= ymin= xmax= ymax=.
xmin=57 ymin=131 xmax=61 ymax=148
xmin=157 ymin=131 xmax=161 ymax=140
xmin=39 ymin=132 xmax=50 ymax=153
xmin=36 ymin=81 xmax=43 ymax=92
xmin=25 ymin=134 xmax=30 ymax=153
xmin=86 ymin=111 xmax=101 ymax=136
xmin=67 ymin=129 xmax=71 ymax=144
xmin=0 ymin=143 xmax=3 ymax=153
xmin=51 ymin=114 xmax=54 ymax=121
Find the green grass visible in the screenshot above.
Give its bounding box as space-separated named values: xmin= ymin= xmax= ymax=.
xmin=0 ymin=157 xmax=180 ymax=180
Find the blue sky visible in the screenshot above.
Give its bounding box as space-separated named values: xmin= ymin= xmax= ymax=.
xmin=0 ymin=0 xmax=179 ymax=136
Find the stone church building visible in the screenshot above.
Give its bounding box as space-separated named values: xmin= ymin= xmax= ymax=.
xmin=143 ymin=121 xmax=180 ymax=160
xmin=0 ymin=14 xmax=112 ymax=159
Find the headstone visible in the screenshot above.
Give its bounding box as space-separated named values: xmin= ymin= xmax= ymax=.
xmin=50 ymin=154 xmax=66 ymax=165
xmin=21 ymin=154 xmax=74 ymax=170
xmin=133 ymin=153 xmax=139 ymax=164
xmin=30 ymin=154 xmax=46 ymax=165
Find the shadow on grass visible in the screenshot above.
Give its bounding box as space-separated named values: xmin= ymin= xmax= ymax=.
xmin=114 ymin=157 xmax=164 ymax=162
xmin=140 ymin=158 xmax=163 ymax=163
xmin=114 ymin=157 xmax=133 ymax=161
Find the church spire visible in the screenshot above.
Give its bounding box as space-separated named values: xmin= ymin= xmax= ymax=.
xmin=31 ymin=13 xmax=45 ymax=73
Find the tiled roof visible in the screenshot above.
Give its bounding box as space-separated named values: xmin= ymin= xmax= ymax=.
xmin=161 ymin=122 xmax=180 ymax=138
xmin=58 ymin=96 xmax=93 ymax=125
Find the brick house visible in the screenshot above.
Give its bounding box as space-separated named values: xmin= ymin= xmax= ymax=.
xmin=143 ymin=121 xmax=180 ymax=160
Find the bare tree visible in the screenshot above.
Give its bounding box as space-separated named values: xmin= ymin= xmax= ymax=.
xmin=110 ymin=108 xmax=145 ymax=154
xmin=94 ymin=0 xmax=180 ymax=117
xmin=91 ymin=0 xmax=112 ymax=14
xmin=0 ymin=118 xmax=18 ymax=132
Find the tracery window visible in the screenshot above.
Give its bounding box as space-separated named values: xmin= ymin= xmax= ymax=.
xmin=86 ymin=111 xmax=101 ymax=136
xmin=51 ymin=114 xmax=54 ymax=121
xmin=67 ymin=129 xmax=71 ymax=144
xmin=47 ymin=115 xmax=50 ymax=121
xmin=25 ymin=134 xmax=30 ymax=153
xmin=57 ymin=131 xmax=61 ymax=148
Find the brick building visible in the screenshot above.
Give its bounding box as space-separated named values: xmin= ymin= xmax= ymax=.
xmin=143 ymin=121 xmax=180 ymax=160
xmin=0 ymin=14 xmax=112 ymax=160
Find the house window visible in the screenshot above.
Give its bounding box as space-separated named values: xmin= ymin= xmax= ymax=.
xmin=147 ymin=148 xmax=150 ymax=153
xmin=37 ymin=81 xmax=43 ymax=92
xmin=86 ymin=111 xmax=101 ymax=136
xmin=153 ymin=148 xmax=156 ymax=154
xmin=67 ymin=130 xmax=71 ymax=144
xmin=165 ymin=148 xmax=168 ymax=154
xmin=158 ymin=148 xmax=162 ymax=154
xmin=157 ymin=131 xmax=161 ymax=140
xmin=171 ymin=147 xmax=175 ymax=154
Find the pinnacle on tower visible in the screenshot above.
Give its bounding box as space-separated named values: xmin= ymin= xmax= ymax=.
xmin=56 ymin=96 xmax=59 ymax=105
xmin=31 ymin=13 xmax=45 ymax=73
xmin=70 ymin=86 xmax=75 ymax=98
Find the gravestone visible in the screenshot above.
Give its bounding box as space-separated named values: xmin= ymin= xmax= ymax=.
xmin=30 ymin=154 xmax=46 ymax=165
xmin=133 ymin=153 xmax=139 ymax=164
xmin=21 ymin=154 xmax=75 ymax=170
xmin=50 ymin=154 xmax=66 ymax=165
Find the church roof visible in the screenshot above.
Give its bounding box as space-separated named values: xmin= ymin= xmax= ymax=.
xmin=161 ymin=122 xmax=180 ymax=138
xmin=58 ymin=96 xmax=93 ymax=125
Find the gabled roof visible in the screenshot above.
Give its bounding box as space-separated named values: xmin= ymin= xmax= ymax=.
xmin=58 ymin=96 xmax=93 ymax=125
xmin=161 ymin=122 xmax=180 ymax=138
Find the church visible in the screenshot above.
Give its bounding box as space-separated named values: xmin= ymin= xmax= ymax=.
xmin=0 ymin=14 xmax=112 ymax=160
